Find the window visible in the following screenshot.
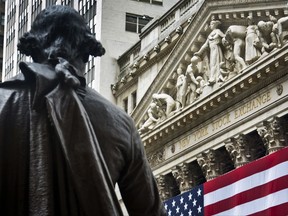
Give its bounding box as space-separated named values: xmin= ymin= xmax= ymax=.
xmin=132 ymin=0 xmax=162 ymax=5
xmin=151 ymin=0 xmax=162 ymax=5
xmin=132 ymin=91 xmax=137 ymax=110
xmin=125 ymin=13 xmax=152 ymax=33
xmin=123 ymin=98 xmax=128 ymax=113
xmin=46 ymin=0 xmax=57 ymax=7
xmin=0 ymin=36 xmax=3 ymax=47
xmin=0 ymin=13 xmax=4 ymax=26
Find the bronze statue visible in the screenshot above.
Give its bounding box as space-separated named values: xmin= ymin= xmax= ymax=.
xmin=0 ymin=5 xmax=165 ymax=216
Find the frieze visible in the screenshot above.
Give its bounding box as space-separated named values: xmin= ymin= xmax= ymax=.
xmin=162 ymin=81 xmax=286 ymax=161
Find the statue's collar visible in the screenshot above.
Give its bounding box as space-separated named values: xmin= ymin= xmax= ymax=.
xmin=19 ymin=61 xmax=86 ymax=109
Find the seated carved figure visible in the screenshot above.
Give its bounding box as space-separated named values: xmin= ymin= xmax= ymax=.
xmin=270 ymin=15 xmax=288 ymax=46
xmin=152 ymin=93 xmax=177 ymax=117
xmin=138 ymin=102 xmax=165 ymax=134
xmin=257 ymin=20 xmax=278 ymax=54
xmin=0 ymin=5 xmax=165 ymax=216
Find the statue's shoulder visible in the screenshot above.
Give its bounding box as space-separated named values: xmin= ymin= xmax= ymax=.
xmin=19 ymin=61 xmax=57 ymax=82
xmin=84 ymin=87 xmax=134 ymax=127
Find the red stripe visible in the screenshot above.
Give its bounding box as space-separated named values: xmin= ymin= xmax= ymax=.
xmin=249 ymin=202 xmax=288 ymax=216
xmin=204 ymin=175 xmax=288 ymax=215
xmin=204 ymin=147 xmax=288 ymax=194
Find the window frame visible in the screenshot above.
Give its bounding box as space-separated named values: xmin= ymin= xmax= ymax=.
xmin=125 ymin=13 xmax=152 ymax=33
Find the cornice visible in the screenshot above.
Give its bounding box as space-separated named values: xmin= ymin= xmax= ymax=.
xmin=113 ymin=43 xmax=176 ymax=97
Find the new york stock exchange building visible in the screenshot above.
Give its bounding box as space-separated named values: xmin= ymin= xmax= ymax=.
xmin=112 ymin=0 xmax=288 ymax=215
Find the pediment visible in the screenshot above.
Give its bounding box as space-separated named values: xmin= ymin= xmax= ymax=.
xmin=130 ymin=0 xmax=288 ymax=150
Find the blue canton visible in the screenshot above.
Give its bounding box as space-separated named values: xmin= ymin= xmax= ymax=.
xmin=163 ymin=185 xmax=204 ymax=216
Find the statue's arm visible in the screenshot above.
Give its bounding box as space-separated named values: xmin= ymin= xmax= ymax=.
xmin=118 ymin=121 xmax=166 ymax=216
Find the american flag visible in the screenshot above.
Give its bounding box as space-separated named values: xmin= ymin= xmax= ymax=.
xmin=164 ymin=147 xmax=288 ymax=216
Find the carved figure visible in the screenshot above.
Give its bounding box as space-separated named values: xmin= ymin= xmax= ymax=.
xmin=257 ymin=126 xmax=272 ymax=148
xmin=0 ymin=5 xmax=165 ymax=216
xmin=185 ymin=56 xmax=206 ymax=104
xmin=270 ymin=15 xmax=288 ymax=46
xmin=257 ymin=20 xmax=278 ymax=54
xmin=218 ymin=61 xmax=232 ymax=82
xmin=223 ymin=25 xmax=247 ymax=72
xmin=195 ymin=20 xmax=225 ymax=85
xmin=138 ymin=102 xmax=165 ymax=134
xmin=152 ymin=93 xmax=177 ymax=117
xmin=175 ymin=67 xmax=188 ymax=109
xmin=245 ymin=16 xmax=262 ymax=64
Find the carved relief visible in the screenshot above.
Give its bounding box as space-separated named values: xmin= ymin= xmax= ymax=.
xmin=257 ymin=116 xmax=287 ymax=154
xmin=175 ymin=66 xmax=188 ymax=110
xmin=138 ymin=93 xmax=179 ymax=134
xmin=156 ymin=175 xmax=171 ymax=200
xmin=147 ymin=149 xmax=164 ymax=167
xmin=138 ymin=101 xmax=166 ymax=134
xmin=276 ymin=16 xmax=288 ymax=46
xmin=156 ymin=174 xmax=179 ymax=201
xmin=194 ymin=20 xmax=225 ymax=85
xmin=171 ymin=163 xmax=194 ymax=193
xmin=257 ymin=19 xmax=278 ymax=55
xmin=197 ymin=149 xmax=223 ymax=181
xmin=225 ymin=134 xmax=255 ymax=168
xmin=185 ymin=56 xmax=207 ymax=104
xmin=222 ymin=25 xmax=247 ymax=73
xmin=136 ymin=12 xmax=288 ymax=135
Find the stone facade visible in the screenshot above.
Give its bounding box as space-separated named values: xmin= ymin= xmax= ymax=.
xmin=114 ymin=0 xmax=288 ymax=203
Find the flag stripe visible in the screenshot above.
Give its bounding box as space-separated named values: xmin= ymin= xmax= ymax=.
xmin=204 ymin=161 xmax=288 ymax=206
xmin=204 ymin=175 xmax=288 ymax=215
xmin=163 ymin=147 xmax=288 ymax=216
xmin=215 ymin=188 xmax=288 ymax=216
xmin=249 ymin=202 xmax=288 ymax=216
xmin=204 ymin=147 xmax=288 ymax=194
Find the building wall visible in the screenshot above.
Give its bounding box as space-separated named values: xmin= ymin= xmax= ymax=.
xmin=2 ymin=0 xmax=178 ymax=102
xmin=0 ymin=0 xmax=5 ymax=81
xmin=113 ymin=0 xmax=288 ymax=205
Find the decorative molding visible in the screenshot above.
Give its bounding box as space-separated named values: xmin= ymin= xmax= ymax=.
xmin=197 ymin=149 xmax=223 ymax=181
xmin=225 ymin=134 xmax=255 ymax=168
xmin=257 ymin=116 xmax=288 ymax=154
xmin=171 ymin=163 xmax=194 ymax=193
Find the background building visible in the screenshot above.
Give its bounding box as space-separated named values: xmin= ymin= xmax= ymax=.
xmin=0 ymin=0 xmax=4 ymax=82
xmin=2 ymin=0 xmax=178 ymax=101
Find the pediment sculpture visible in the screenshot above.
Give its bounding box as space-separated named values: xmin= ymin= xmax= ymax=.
xmin=138 ymin=14 xmax=288 ymax=135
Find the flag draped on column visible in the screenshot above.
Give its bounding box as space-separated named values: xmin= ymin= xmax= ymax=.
xmin=164 ymin=147 xmax=288 ymax=216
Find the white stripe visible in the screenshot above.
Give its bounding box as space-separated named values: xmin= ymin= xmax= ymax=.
xmin=204 ymin=161 xmax=288 ymax=206
xmin=216 ymin=188 xmax=288 ymax=215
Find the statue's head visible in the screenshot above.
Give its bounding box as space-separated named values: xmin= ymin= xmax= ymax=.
xmin=247 ymin=16 xmax=254 ymax=25
xmin=209 ymin=20 xmax=221 ymax=30
xmin=17 ymin=5 xmax=105 ymax=71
